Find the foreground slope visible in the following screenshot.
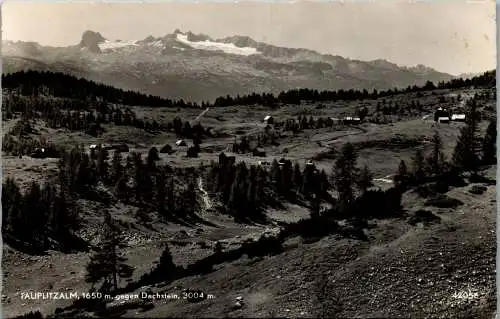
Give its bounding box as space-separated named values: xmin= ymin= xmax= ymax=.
xmin=128 ymin=176 xmax=496 ymax=318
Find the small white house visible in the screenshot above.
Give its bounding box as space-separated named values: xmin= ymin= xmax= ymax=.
xmin=451 ymin=114 xmax=466 ymax=122
xmin=176 ymin=139 xmax=186 ymax=146
xmin=438 ymin=117 xmax=450 ymax=123
xmin=343 ymin=116 xmax=355 ymax=125
xmin=89 ymin=144 xmax=98 ymax=150
xmin=264 ymin=115 xmax=274 ymax=124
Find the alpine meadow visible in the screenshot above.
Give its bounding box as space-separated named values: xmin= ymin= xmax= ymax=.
xmin=1 ymin=2 xmax=497 ymax=318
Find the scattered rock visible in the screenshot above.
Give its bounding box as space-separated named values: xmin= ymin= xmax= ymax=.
xmin=174 ymin=230 xmax=191 ymax=240
xmin=234 ymin=301 xmax=243 ymax=309
xmin=424 ymin=195 xmax=463 ymax=209
xmin=408 ymin=210 xmax=441 ymax=226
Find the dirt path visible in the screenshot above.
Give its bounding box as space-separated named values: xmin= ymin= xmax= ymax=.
xmin=198 ymin=177 xmax=212 ymax=211
xmin=285 ymin=125 xmax=368 ymax=153
xmin=373 ymin=174 xmax=394 ymax=184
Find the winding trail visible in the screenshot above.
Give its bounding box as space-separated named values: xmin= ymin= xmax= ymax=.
xmin=286 ymin=125 xmax=368 ymax=153
xmin=373 ymin=174 xmax=394 ymax=184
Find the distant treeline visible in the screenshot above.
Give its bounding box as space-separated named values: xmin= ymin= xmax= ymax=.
xmin=2 ymin=70 xmax=192 ymax=108
xmin=2 ymin=94 xmax=209 ymax=152
xmin=2 ymin=69 xmax=495 ymax=108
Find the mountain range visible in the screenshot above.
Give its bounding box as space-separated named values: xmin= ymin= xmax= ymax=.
xmin=3 ymin=30 xmax=456 ymax=102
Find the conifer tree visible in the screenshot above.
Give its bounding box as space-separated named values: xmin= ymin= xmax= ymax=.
xmin=156 ymin=244 xmax=176 ymax=279
xmin=317 ymin=169 xmax=330 ymax=197
xmin=3 ymin=178 xmax=23 ymax=234
xmin=114 ymin=176 xmax=129 ymax=201
xmin=166 ymin=177 xmax=176 ymax=216
xmin=356 ymin=165 xmax=373 ymax=195
xmin=427 ymin=131 xmax=446 ymax=177
xmin=132 ymin=152 xmax=143 ymax=202
xmin=302 ymin=164 xmax=315 ymax=195
xmin=270 ymin=159 xmax=282 ymax=192
xmin=394 ymin=160 xmax=409 ymax=189
xmin=482 ymin=120 xmax=496 ymax=165
xmin=452 ymin=99 xmax=482 ymax=175
xmin=293 ymin=163 xmax=303 ymax=194
xmin=332 ymin=143 xmax=358 ymax=207
xmin=85 ymin=212 xmax=133 ymax=292
xmin=76 ymin=152 xmax=93 ymax=190
xmin=147 ymin=147 xmax=160 ymax=170
xmin=412 ymin=149 xmax=426 ymax=184
xmin=310 ymin=194 xmax=321 ymax=219
xmin=23 ymin=181 xmax=44 ymax=240
xmin=111 ymin=151 xmax=123 ymax=184
xmin=156 ymin=171 xmax=167 ymax=217
xmin=280 ymin=161 xmax=293 ymax=197
xmin=227 ymin=179 xmax=240 ymax=215
xmin=183 ymin=180 xmax=198 ymax=216
xmin=95 ymin=149 xmax=109 ymax=183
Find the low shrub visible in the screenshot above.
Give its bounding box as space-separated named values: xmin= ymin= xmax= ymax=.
xmin=469 ymin=185 xmax=487 ymax=195
xmin=408 ymin=209 xmax=441 ymax=226
xmin=424 ymin=195 xmax=463 ymax=208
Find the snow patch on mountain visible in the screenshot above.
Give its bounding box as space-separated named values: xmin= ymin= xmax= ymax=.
xmin=99 ymin=40 xmax=138 ymax=51
xmin=149 ymin=40 xmax=165 ymax=48
xmin=176 ymin=33 xmax=260 ymax=56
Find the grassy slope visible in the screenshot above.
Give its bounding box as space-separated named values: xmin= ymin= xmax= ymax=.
xmin=125 ymin=171 xmax=496 ymax=318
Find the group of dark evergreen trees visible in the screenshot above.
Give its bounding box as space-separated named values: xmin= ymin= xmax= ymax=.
xmin=3 ymin=93 xmax=209 ymax=137
xmin=2 ymin=176 xmax=79 ymax=251
xmin=283 ymin=115 xmax=338 ymax=133
xmin=3 ymin=69 xmax=494 ymax=109
xmin=203 ymin=153 xmax=332 ymax=220
xmin=2 ymin=70 xmax=189 ymax=108
xmin=2 ymin=116 xmax=61 ymax=157
xmin=1 ymin=94 xmax=209 ymax=157
xmin=56 ymin=145 xmax=200 ymax=221
xmin=229 ymin=130 xmax=280 ymax=154
xmin=394 ymin=97 xmax=496 ymax=190
xmin=1 ymin=144 xmax=201 ymax=250
xmin=212 ymin=71 xmax=494 ymax=107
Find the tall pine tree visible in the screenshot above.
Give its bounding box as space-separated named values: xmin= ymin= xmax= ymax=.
xmin=85 ymin=211 xmax=133 ymax=292
xmin=452 ymin=98 xmax=482 ymax=175
xmin=394 ymin=160 xmax=410 ymax=190
xmin=356 ymin=165 xmax=373 ymax=196
xmin=482 ymin=120 xmax=496 ymax=165
xmin=427 ymin=130 xmax=446 ymax=177
xmin=332 ymin=143 xmax=358 ymax=207
xmin=412 ymin=149 xmax=426 ymax=184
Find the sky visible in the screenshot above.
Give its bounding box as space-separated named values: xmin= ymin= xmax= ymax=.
xmin=2 ymin=1 xmax=496 ymax=76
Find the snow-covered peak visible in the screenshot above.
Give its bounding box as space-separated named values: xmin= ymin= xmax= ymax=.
xmin=99 ymin=39 xmax=138 ymax=51
xmin=175 ymin=33 xmax=260 ymax=56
